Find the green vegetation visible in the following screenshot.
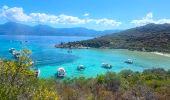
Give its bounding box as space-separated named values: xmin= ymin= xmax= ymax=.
xmin=0 ymin=49 xmax=170 ymax=100
xmin=56 ymin=23 xmax=170 ymax=53
xmin=0 ymin=49 xmax=59 ymax=100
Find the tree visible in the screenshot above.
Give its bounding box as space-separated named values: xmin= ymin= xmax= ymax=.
xmin=0 ymin=49 xmax=59 ymax=100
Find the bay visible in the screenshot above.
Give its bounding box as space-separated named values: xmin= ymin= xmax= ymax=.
xmin=0 ymin=35 xmax=170 ymax=78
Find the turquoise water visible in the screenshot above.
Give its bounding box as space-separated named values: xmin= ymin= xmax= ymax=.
xmin=0 ymin=35 xmax=170 ymax=78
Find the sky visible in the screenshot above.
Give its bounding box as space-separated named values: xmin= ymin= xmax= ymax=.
xmin=0 ymin=0 xmax=170 ymax=30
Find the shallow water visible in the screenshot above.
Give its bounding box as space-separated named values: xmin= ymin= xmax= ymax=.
xmin=0 ymin=35 xmax=170 ymax=78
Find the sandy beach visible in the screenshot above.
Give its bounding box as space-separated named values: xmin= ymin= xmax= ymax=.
xmin=152 ymin=52 xmax=170 ymax=57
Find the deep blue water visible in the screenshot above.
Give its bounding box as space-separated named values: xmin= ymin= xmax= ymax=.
xmin=0 ymin=35 xmax=91 ymax=66
xmin=0 ymin=35 xmax=170 ymax=78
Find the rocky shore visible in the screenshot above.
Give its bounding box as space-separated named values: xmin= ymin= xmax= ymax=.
xmin=55 ymin=43 xmax=90 ymax=49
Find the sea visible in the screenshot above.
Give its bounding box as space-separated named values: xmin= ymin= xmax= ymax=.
xmin=0 ymin=35 xmax=170 ymax=78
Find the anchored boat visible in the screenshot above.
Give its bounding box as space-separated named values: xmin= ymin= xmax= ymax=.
xmin=35 ymin=69 xmax=40 ymax=78
xmin=14 ymin=52 xmax=21 ymax=59
xmin=102 ymin=63 xmax=112 ymax=69
xmin=77 ymin=65 xmax=86 ymax=71
xmin=9 ymin=48 xmax=16 ymax=53
xmin=57 ymin=67 xmax=66 ymax=78
xmin=124 ymin=59 xmax=133 ymax=64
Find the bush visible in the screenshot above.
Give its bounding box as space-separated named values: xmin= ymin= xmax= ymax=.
xmin=0 ymin=50 xmax=170 ymax=99
xmin=0 ymin=49 xmax=59 ymax=100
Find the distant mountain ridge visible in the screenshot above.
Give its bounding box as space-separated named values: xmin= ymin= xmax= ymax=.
xmin=56 ymin=23 xmax=170 ymax=53
xmin=0 ymin=22 xmax=121 ymax=36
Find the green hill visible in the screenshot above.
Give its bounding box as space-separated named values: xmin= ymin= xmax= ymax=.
xmin=56 ymin=23 xmax=170 ymax=52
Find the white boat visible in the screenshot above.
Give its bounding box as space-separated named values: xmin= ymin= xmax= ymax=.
xmin=124 ymin=59 xmax=133 ymax=64
xmin=9 ymin=48 xmax=21 ymax=58
xmin=12 ymin=50 xmax=16 ymax=55
xmin=14 ymin=52 xmax=21 ymax=59
xmin=35 ymin=69 xmax=40 ymax=78
xmin=9 ymin=48 xmax=16 ymax=53
xmin=57 ymin=67 xmax=66 ymax=77
xmin=77 ymin=65 xmax=86 ymax=71
xmin=102 ymin=63 xmax=112 ymax=69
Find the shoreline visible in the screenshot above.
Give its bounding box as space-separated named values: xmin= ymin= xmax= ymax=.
xmin=55 ymin=43 xmax=170 ymax=57
xmin=152 ymin=52 xmax=170 ymax=57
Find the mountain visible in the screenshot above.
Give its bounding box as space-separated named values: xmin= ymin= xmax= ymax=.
xmin=0 ymin=22 xmax=32 ymax=35
xmin=0 ymin=22 xmax=121 ymax=36
xmin=56 ymin=23 xmax=170 ymax=53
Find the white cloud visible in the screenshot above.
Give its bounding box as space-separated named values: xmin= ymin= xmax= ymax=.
xmin=2 ymin=5 xmax=8 ymax=9
xmin=156 ymin=19 xmax=170 ymax=24
xmin=83 ymin=13 xmax=89 ymax=17
xmin=0 ymin=5 xmax=31 ymax=22
xmin=131 ymin=12 xmax=170 ymax=26
xmin=29 ymin=13 xmax=86 ymax=24
xmin=0 ymin=5 xmax=121 ymax=27
xmin=57 ymin=14 xmax=86 ymax=24
xmin=94 ymin=18 xmax=122 ymax=26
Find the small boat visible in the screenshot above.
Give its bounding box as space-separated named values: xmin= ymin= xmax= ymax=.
xmin=12 ymin=50 xmax=16 ymax=55
xmin=102 ymin=63 xmax=112 ymax=69
xmin=67 ymin=49 xmax=72 ymax=53
xmin=57 ymin=67 xmax=66 ymax=78
xmin=67 ymin=50 xmax=72 ymax=53
xmin=9 ymin=48 xmax=16 ymax=53
xmin=14 ymin=52 xmax=21 ymax=59
xmin=77 ymin=65 xmax=86 ymax=71
xmin=35 ymin=69 xmax=40 ymax=78
xmin=124 ymin=59 xmax=133 ymax=64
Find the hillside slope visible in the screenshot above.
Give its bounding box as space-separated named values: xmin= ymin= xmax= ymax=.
xmin=56 ymin=24 xmax=170 ymax=52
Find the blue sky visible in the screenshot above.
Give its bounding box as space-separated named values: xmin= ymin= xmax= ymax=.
xmin=0 ymin=0 xmax=170 ymax=30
